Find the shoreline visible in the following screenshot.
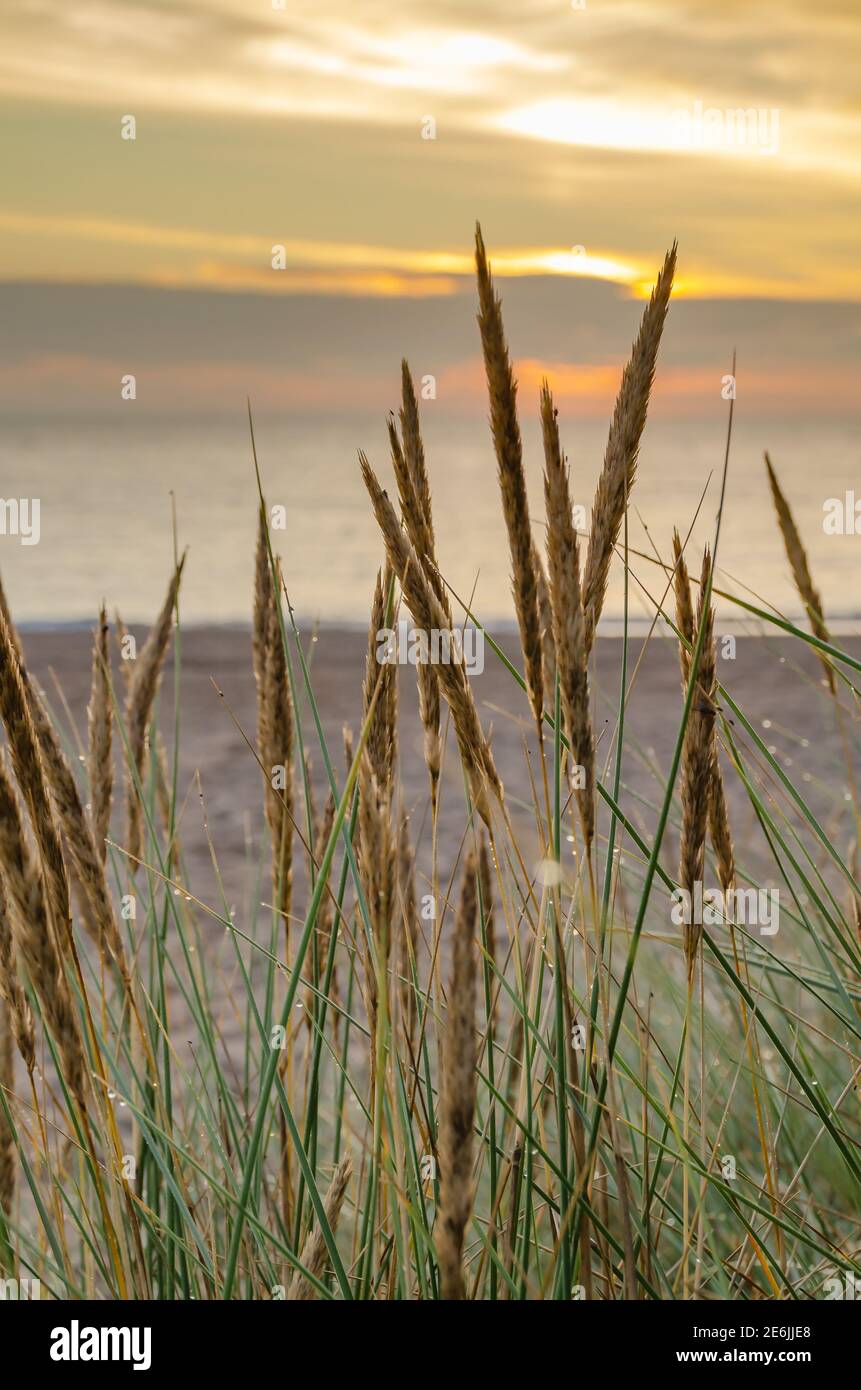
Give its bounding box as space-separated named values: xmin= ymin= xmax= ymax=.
xmin=16 ymin=616 xmax=861 ymax=635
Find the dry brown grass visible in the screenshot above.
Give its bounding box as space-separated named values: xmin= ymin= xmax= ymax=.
xmin=358 ymin=568 xmax=399 ymax=1094
xmin=582 ymin=244 xmax=677 ymax=653
xmin=126 ymin=557 xmax=185 ymax=863
xmin=87 ymin=605 xmax=113 ymax=864
xmin=678 ymin=548 xmax=717 ymax=979
xmin=765 ymin=452 xmax=834 ymax=692
xmin=673 ymin=531 xmax=735 ymax=895
xmin=388 ymin=366 xmax=447 ymax=809
xmin=0 ymin=757 xmax=86 ymax=1107
xmin=0 ymin=606 xmax=73 ymax=960
xmin=286 ymin=1152 xmax=353 ymax=1300
xmin=0 ymin=998 xmax=13 ymax=1219
xmin=397 ymin=812 xmax=419 ymax=1044
xmin=27 ymin=668 xmax=127 ymax=972
xmin=360 ymin=452 xmax=502 ymax=824
xmin=475 ymin=223 xmax=544 ymax=733
xmin=533 ymin=540 xmax=557 ymax=704
xmin=253 ymin=518 xmax=294 ymax=936
xmin=362 ymin=566 xmax=398 ymax=796
xmin=437 ymin=850 xmax=478 ymax=1299
xmin=0 ymin=874 xmax=35 ymax=1080
xmin=541 ymin=382 xmax=595 ymax=848
xmin=672 ymin=528 xmax=695 ymax=684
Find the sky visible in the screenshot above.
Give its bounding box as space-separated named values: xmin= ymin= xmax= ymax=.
xmin=1 ymin=0 xmax=860 ymax=419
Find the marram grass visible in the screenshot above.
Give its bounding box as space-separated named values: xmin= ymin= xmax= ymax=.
xmin=0 ymin=231 xmax=860 ymax=1302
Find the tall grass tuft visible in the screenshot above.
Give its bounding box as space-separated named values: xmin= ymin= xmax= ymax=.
xmin=0 ymin=228 xmax=859 ymax=1306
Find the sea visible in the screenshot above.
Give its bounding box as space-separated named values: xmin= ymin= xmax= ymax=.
xmin=2 ymin=410 xmax=858 ymax=636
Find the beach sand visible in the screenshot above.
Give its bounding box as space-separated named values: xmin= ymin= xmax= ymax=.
xmin=20 ymin=624 xmax=854 ymax=914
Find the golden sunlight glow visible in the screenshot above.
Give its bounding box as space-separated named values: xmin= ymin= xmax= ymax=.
xmin=498 ymin=99 xmax=674 ymax=153
xmin=0 ymin=214 xmax=640 ymax=292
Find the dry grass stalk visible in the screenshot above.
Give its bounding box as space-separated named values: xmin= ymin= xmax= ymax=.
xmin=672 ymin=529 xmax=695 ymax=685
xmin=389 ymin=369 xmax=447 ymax=805
xmin=286 ymin=1152 xmax=353 ymax=1300
xmin=126 ymin=557 xmax=185 ymax=863
xmin=582 ymin=244 xmax=677 ymax=653
xmin=765 ymin=453 xmax=834 ymax=692
xmin=26 ymin=676 xmax=127 ymax=971
xmin=252 ymin=516 xmax=295 ymax=935
xmin=0 ymin=758 xmax=87 ymax=1106
xmin=478 ymin=834 xmax=495 ymax=972
xmin=306 ymin=790 xmax=336 ymax=1022
xmin=0 ymin=997 xmax=14 ymax=1219
xmin=153 ymin=731 xmax=177 ymax=842
xmin=363 ymin=566 xmax=398 ymax=796
xmin=0 ymin=606 xmax=72 ymax=958
xmin=114 ymin=612 xmax=134 ymax=690
xmin=252 ymin=503 xmax=271 ymax=693
xmin=541 ymin=384 xmax=595 ymax=847
xmin=253 ymin=511 xmax=277 ymax=800
xmin=358 ymin=566 xmax=399 ymax=1085
xmin=503 ymin=1142 xmax=523 ymax=1293
xmin=87 ymin=606 xmax=113 ymax=863
xmin=391 ymin=365 xmax=449 ymax=620
xmin=850 ymin=843 xmax=861 ymax=949
xmin=400 ymin=362 xmax=436 ymax=567
xmin=358 ymin=767 xmax=394 ymax=1099
xmin=0 ymin=577 xmax=24 ymax=668
xmin=360 ymin=454 xmax=502 ymax=823
xmin=360 ymin=828 xmax=391 ymax=1087
xmin=678 ymin=549 xmax=717 ymax=979
xmin=272 ymin=575 xmax=299 ymax=1238
xmin=253 ymin=517 xmax=296 ymax=939
xmin=673 ymin=531 xmax=735 ymax=895
xmin=264 ymin=571 xmax=294 ymax=931
xmin=396 ymin=813 xmax=420 ymax=1044
xmin=709 ymin=748 xmax=736 ymax=898
xmin=0 ymin=874 xmax=35 ymax=1074
xmin=342 ymin=725 xmax=354 ymax=778
xmin=475 ymin=224 xmax=544 ymax=730
xmin=477 ymin=832 xmax=498 ymax=1033
xmin=533 ymin=541 xmax=557 ymax=701
xmin=437 ymin=850 xmax=478 ymax=1299
xmin=416 ymin=652 xmax=441 ymax=809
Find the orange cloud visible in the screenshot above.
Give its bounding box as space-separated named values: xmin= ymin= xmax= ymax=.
xmin=4 ymin=350 xmax=857 ymax=419
xmin=0 ymin=353 xmax=395 ymax=413
xmin=151 ymin=261 xmax=460 ymax=298
xmin=0 ymin=213 xmax=639 ymax=294
xmin=515 ymin=359 xmax=861 ymax=417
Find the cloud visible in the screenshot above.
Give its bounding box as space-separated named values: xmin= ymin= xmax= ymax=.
xmin=1 ymin=0 xmax=860 ymax=303
xmin=2 ymin=279 xmax=858 ymax=420
xmin=2 ymin=0 xmax=859 ymax=157
xmin=0 ymin=212 xmax=641 ymax=293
